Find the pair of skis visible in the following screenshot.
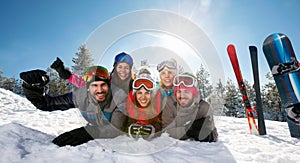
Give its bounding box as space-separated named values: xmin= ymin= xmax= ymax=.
xmin=227 ymin=45 xmax=266 ymax=135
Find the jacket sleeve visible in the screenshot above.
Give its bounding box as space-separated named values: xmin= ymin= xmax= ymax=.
xmin=23 ymin=86 xmax=74 ymax=111
xmin=186 ymin=117 xmax=218 ymax=142
xmin=67 ymin=73 xmax=86 ymax=88
xmin=44 ymin=92 xmax=75 ymax=111
xmin=110 ymin=105 xmax=128 ymax=131
xmin=84 ymin=123 xmax=124 ymax=139
xmin=161 ymin=95 xmax=177 ymax=128
xmin=187 ymin=101 xmax=218 ymax=142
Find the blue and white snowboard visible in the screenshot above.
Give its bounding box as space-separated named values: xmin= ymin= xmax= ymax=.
xmin=263 ymin=33 xmax=300 ymax=138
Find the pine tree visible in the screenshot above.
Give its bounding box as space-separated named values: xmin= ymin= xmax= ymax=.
xmin=224 ymin=79 xmax=244 ymax=117
xmin=207 ymin=79 xmax=225 ymax=116
xmin=244 ymin=79 xmax=256 ymax=112
xmin=209 ymin=79 xmax=226 ymax=115
xmin=46 ymin=68 xmax=72 ymax=94
xmin=215 ymin=79 xmax=226 ymax=98
xmin=72 ymin=44 xmax=94 ymax=76
xmin=0 ymin=68 xmax=3 ymax=88
xmin=261 ymin=72 xmax=284 ymax=121
xmin=196 ymin=64 xmax=213 ymax=99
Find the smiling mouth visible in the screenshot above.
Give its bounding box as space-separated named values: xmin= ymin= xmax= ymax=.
xmin=96 ymin=93 xmax=105 ymax=98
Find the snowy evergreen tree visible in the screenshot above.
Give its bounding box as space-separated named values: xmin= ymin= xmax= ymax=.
xmin=196 ymin=64 xmax=213 ymax=99
xmin=72 ymin=44 xmax=94 ymax=76
xmin=244 ymin=80 xmax=256 ymax=114
xmin=261 ymin=72 xmax=285 ymax=121
xmin=10 ymin=78 xmax=22 ymax=95
xmin=215 ymin=79 xmax=225 ymax=98
xmin=209 ymin=79 xmax=226 ymax=115
xmin=0 ymin=69 xmax=3 ymax=88
xmin=223 ymin=79 xmax=244 ymax=117
xmin=46 ymin=68 xmax=72 ymax=94
xmin=1 ymin=78 xmax=14 ymax=92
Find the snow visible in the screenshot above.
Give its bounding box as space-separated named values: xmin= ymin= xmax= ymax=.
xmin=0 ymin=88 xmax=300 ymax=162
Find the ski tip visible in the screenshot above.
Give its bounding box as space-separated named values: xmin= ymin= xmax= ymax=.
xmin=227 ymin=44 xmax=236 ymax=55
xmin=249 ymin=46 xmax=257 ymax=55
xmin=249 ymin=46 xmax=257 ymax=51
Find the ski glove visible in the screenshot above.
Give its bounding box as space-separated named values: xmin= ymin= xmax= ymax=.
xmin=52 ymin=127 xmax=94 ymax=147
xmin=20 ymin=69 xmax=49 ymax=90
xmin=128 ymin=124 xmax=155 ymax=139
xmin=50 ymin=57 xmax=72 ymax=79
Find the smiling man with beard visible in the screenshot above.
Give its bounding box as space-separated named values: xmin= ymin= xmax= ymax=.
xmin=163 ymin=72 xmax=218 ymax=142
xmin=20 ymin=66 xmax=126 ymax=147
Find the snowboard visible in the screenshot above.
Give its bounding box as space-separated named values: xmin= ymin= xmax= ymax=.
xmin=263 ymin=33 xmax=300 ymax=138
xmin=227 ymin=44 xmax=259 ymax=135
xmin=262 ymin=33 xmax=300 ymax=108
xmin=249 ymin=46 xmax=267 ymax=135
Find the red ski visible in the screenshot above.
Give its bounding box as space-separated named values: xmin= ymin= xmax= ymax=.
xmin=227 ymin=44 xmax=259 ymax=135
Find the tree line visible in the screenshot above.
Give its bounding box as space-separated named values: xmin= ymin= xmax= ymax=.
xmin=0 ymin=45 xmax=284 ymax=122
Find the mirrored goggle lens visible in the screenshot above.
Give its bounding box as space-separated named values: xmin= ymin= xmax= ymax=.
xmin=173 ymin=76 xmax=194 ymax=87
xmin=115 ymin=53 xmax=133 ymax=65
xmin=157 ymin=60 xmax=177 ymax=72
xmin=133 ymin=78 xmax=154 ymax=90
xmin=83 ymin=66 xmax=110 ymax=82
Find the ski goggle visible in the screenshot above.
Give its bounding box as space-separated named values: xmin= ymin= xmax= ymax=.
xmin=133 ymin=78 xmax=154 ymax=91
xmin=83 ymin=66 xmax=110 ymax=83
xmin=114 ymin=52 xmax=133 ymax=66
xmin=173 ymin=75 xmax=195 ymax=87
xmin=157 ymin=60 xmax=177 ymax=72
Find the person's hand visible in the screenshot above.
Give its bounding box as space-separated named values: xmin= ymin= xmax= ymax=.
xmin=52 ymin=127 xmax=94 ymax=147
xmin=20 ymin=69 xmax=49 ymax=88
xmin=128 ymin=124 xmax=154 ymax=139
xmin=50 ymin=57 xmax=71 ymax=79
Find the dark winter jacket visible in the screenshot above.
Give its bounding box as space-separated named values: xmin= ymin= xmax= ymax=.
xmin=23 ymin=85 xmax=125 ymax=139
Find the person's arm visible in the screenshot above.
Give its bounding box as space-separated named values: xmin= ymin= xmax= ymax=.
xmin=43 ymin=92 xmax=75 ymax=111
xmin=50 ymin=57 xmax=86 ymax=88
xmin=110 ymin=105 xmax=128 ymax=131
xmin=186 ymin=116 xmax=218 ymax=142
xmin=21 ymin=69 xmax=75 ymax=111
xmin=186 ymin=101 xmax=218 ymax=142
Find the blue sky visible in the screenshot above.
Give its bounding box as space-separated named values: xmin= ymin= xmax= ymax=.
xmin=1 ymin=0 xmax=300 ymax=86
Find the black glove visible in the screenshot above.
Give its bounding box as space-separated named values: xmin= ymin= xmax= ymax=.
xmin=50 ymin=57 xmax=72 ymax=79
xmin=20 ymin=69 xmax=49 ymax=90
xmin=52 ymin=127 xmax=94 ymax=147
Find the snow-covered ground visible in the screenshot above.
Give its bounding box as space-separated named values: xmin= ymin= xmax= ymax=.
xmin=0 ymin=88 xmax=299 ymax=162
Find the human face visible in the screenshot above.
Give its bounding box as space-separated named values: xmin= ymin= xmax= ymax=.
xmin=175 ymin=89 xmax=194 ymax=107
xmin=116 ymin=62 xmax=130 ymax=80
xmin=159 ymin=68 xmax=176 ymax=89
xmin=88 ymin=81 xmax=109 ymax=102
xmin=135 ymin=87 xmax=151 ymax=108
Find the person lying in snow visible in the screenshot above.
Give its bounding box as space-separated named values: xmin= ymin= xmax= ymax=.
xmin=162 ymin=72 xmax=218 ymax=142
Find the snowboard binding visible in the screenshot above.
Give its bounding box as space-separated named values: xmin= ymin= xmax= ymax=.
xmin=271 ymin=57 xmax=300 ymax=75
xmin=286 ymin=105 xmax=300 ymax=125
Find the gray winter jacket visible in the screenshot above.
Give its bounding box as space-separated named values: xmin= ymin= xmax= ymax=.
xmin=73 ymin=85 xmax=126 ymax=138
xmin=162 ymin=99 xmax=218 ymax=142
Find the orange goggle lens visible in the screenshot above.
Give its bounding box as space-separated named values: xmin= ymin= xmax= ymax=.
xmin=133 ymin=78 xmax=154 ymax=90
xmin=83 ymin=66 xmax=110 ymax=83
